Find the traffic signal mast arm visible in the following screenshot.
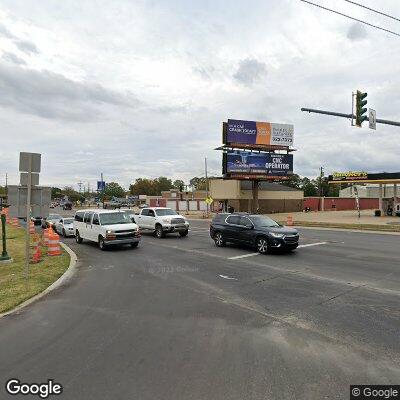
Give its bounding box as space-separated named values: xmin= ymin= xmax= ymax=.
xmin=300 ymin=108 xmax=400 ymax=127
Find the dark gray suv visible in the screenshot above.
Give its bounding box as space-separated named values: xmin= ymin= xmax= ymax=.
xmin=210 ymin=213 xmax=299 ymax=254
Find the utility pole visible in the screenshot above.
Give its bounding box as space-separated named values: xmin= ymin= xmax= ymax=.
xmin=319 ymin=167 xmax=324 ymax=197
xmin=205 ymin=157 xmax=209 ymax=215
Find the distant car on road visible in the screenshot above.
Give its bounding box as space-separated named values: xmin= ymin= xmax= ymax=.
xmin=55 ymin=217 xmax=75 ymax=237
xmin=62 ymin=202 xmax=72 ymax=210
xmin=73 ymin=209 xmax=141 ymax=250
xmin=210 ymin=213 xmax=299 ymax=254
xmin=42 ymin=213 xmax=63 ymax=230
xmin=135 ymin=207 xmax=189 ymax=238
xmin=30 ymin=216 xmax=42 ymax=226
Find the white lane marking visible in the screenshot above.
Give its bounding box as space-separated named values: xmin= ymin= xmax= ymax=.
xmin=228 ymin=253 xmax=260 ymax=260
xmin=219 ymin=274 xmax=238 ymax=280
xmin=297 ymin=242 xmax=328 ymax=248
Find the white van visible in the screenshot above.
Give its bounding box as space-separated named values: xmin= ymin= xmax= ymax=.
xmin=73 ymin=209 xmax=141 ymax=250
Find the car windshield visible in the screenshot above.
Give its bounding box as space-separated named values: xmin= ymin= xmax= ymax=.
xmin=49 ymin=214 xmax=62 ymax=220
xmin=63 ymin=218 xmax=74 ymax=224
xmin=155 ymin=209 xmax=178 ymax=216
xmin=249 ymin=215 xmax=280 ymax=228
xmin=99 ymin=212 xmax=131 ymax=225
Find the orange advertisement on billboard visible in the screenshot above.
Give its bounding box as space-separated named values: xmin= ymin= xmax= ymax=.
xmin=255 ymin=122 xmax=271 ymax=145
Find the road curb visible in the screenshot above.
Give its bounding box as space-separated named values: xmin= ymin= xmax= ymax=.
xmin=0 ymin=242 xmax=78 ymax=319
xmin=294 ymin=225 xmax=400 ymax=235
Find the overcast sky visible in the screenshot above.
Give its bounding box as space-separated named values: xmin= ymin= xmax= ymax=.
xmin=1 ymin=0 xmax=400 ymax=190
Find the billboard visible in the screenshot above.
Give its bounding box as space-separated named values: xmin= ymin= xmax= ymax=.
xmin=225 ymin=119 xmax=294 ymax=147
xmin=97 ymin=181 xmax=106 ymax=191
xmin=225 ymin=151 xmax=293 ymax=177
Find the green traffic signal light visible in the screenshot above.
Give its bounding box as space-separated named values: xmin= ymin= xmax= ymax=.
xmin=355 ymin=90 xmax=368 ymax=127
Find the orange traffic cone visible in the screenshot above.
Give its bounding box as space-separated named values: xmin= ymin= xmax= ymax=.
xmin=43 ymin=228 xmax=50 ymax=246
xmin=30 ymin=235 xmax=41 ymax=263
xmin=48 ymin=231 xmax=62 ymax=256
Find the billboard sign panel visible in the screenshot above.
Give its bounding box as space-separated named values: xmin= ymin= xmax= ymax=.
xmin=226 ymin=119 xmax=294 ymax=147
xmin=97 ymin=181 xmax=106 ymax=191
xmin=225 ymin=151 xmax=293 ymax=177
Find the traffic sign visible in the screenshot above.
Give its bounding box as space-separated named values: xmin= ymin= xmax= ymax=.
xmin=205 ymin=196 xmax=213 ymax=205
xmin=19 ymin=152 xmax=41 ymax=173
xmin=369 ymin=109 xmax=376 ymax=130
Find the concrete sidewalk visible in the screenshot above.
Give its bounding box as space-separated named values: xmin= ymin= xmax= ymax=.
xmin=270 ymin=209 xmax=400 ymax=225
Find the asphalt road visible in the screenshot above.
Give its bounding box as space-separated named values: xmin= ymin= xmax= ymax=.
xmin=0 ymin=218 xmax=399 ymax=399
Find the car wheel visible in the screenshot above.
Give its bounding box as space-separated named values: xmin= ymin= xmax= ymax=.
xmin=130 ymin=242 xmax=139 ymax=248
xmin=75 ymin=231 xmax=83 ymax=244
xmin=98 ymin=236 xmax=106 ymax=250
xmin=155 ymin=225 xmax=165 ymax=238
xmin=214 ymin=232 xmax=226 ymax=247
xmin=256 ymin=237 xmax=269 ymax=254
xmin=62 ymin=228 xmax=66 ymax=237
xmin=179 ymin=230 xmax=189 ymax=237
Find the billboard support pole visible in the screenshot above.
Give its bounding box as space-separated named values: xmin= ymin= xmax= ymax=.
xmin=252 ymin=180 xmax=259 ymax=214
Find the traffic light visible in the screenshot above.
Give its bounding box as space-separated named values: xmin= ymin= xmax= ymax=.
xmin=355 ymin=90 xmax=368 ymax=127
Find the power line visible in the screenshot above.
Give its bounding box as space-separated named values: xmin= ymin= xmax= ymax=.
xmin=343 ymin=0 xmax=400 ymax=23
xmin=300 ymin=0 xmax=400 ymax=37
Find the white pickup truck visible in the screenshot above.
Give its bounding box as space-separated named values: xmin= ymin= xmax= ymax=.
xmin=134 ymin=207 xmax=189 ymax=238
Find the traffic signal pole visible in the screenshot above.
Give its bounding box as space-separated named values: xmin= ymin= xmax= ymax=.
xmin=301 ymin=108 xmax=400 ymax=127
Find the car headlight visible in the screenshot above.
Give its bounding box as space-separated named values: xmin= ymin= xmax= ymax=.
xmin=106 ymin=230 xmax=115 ymax=234
xmin=162 ymin=218 xmax=171 ymax=223
xmin=270 ymin=232 xmax=285 ymax=238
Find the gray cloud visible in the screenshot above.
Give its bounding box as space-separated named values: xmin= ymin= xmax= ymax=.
xmin=0 ymin=63 xmax=140 ymax=121
xmin=14 ymin=39 xmax=39 ymax=55
xmin=347 ymin=23 xmax=367 ymax=41
xmin=0 ymin=22 xmax=39 ymax=55
xmin=2 ymin=51 xmax=27 ymax=65
xmin=0 ymin=22 xmax=14 ymax=39
xmin=233 ymin=58 xmax=267 ymax=86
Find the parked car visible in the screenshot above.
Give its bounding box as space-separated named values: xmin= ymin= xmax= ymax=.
xmin=73 ymin=209 xmax=141 ymax=250
xmin=134 ymin=207 xmax=189 ymax=238
xmin=30 ymin=216 xmax=42 ymax=226
xmin=209 ymin=213 xmax=299 ymax=254
xmin=42 ymin=214 xmax=63 ymax=229
xmin=55 ymin=217 xmax=75 ymax=237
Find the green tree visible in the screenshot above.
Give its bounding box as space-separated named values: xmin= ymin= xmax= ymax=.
xmin=51 ymin=187 xmax=62 ymax=199
xmin=282 ymin=174 xmax=302 ymax=189
xmin=301 ymin=178 xmax=318 ymax=196
xmin=154 ymin=177 xmax=173 ymax=194
xmin=173 ymin=179 xmax=185 ymax=190
xmin=105 ymin=182 xmax=126 ymax=198
xmin=62 ymin=186 xmax=82 ymax=202
xmin=129 ymin=178 xmax=157 ymax=196
xmin=190 ymin=177 xmax=207 ymax=190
